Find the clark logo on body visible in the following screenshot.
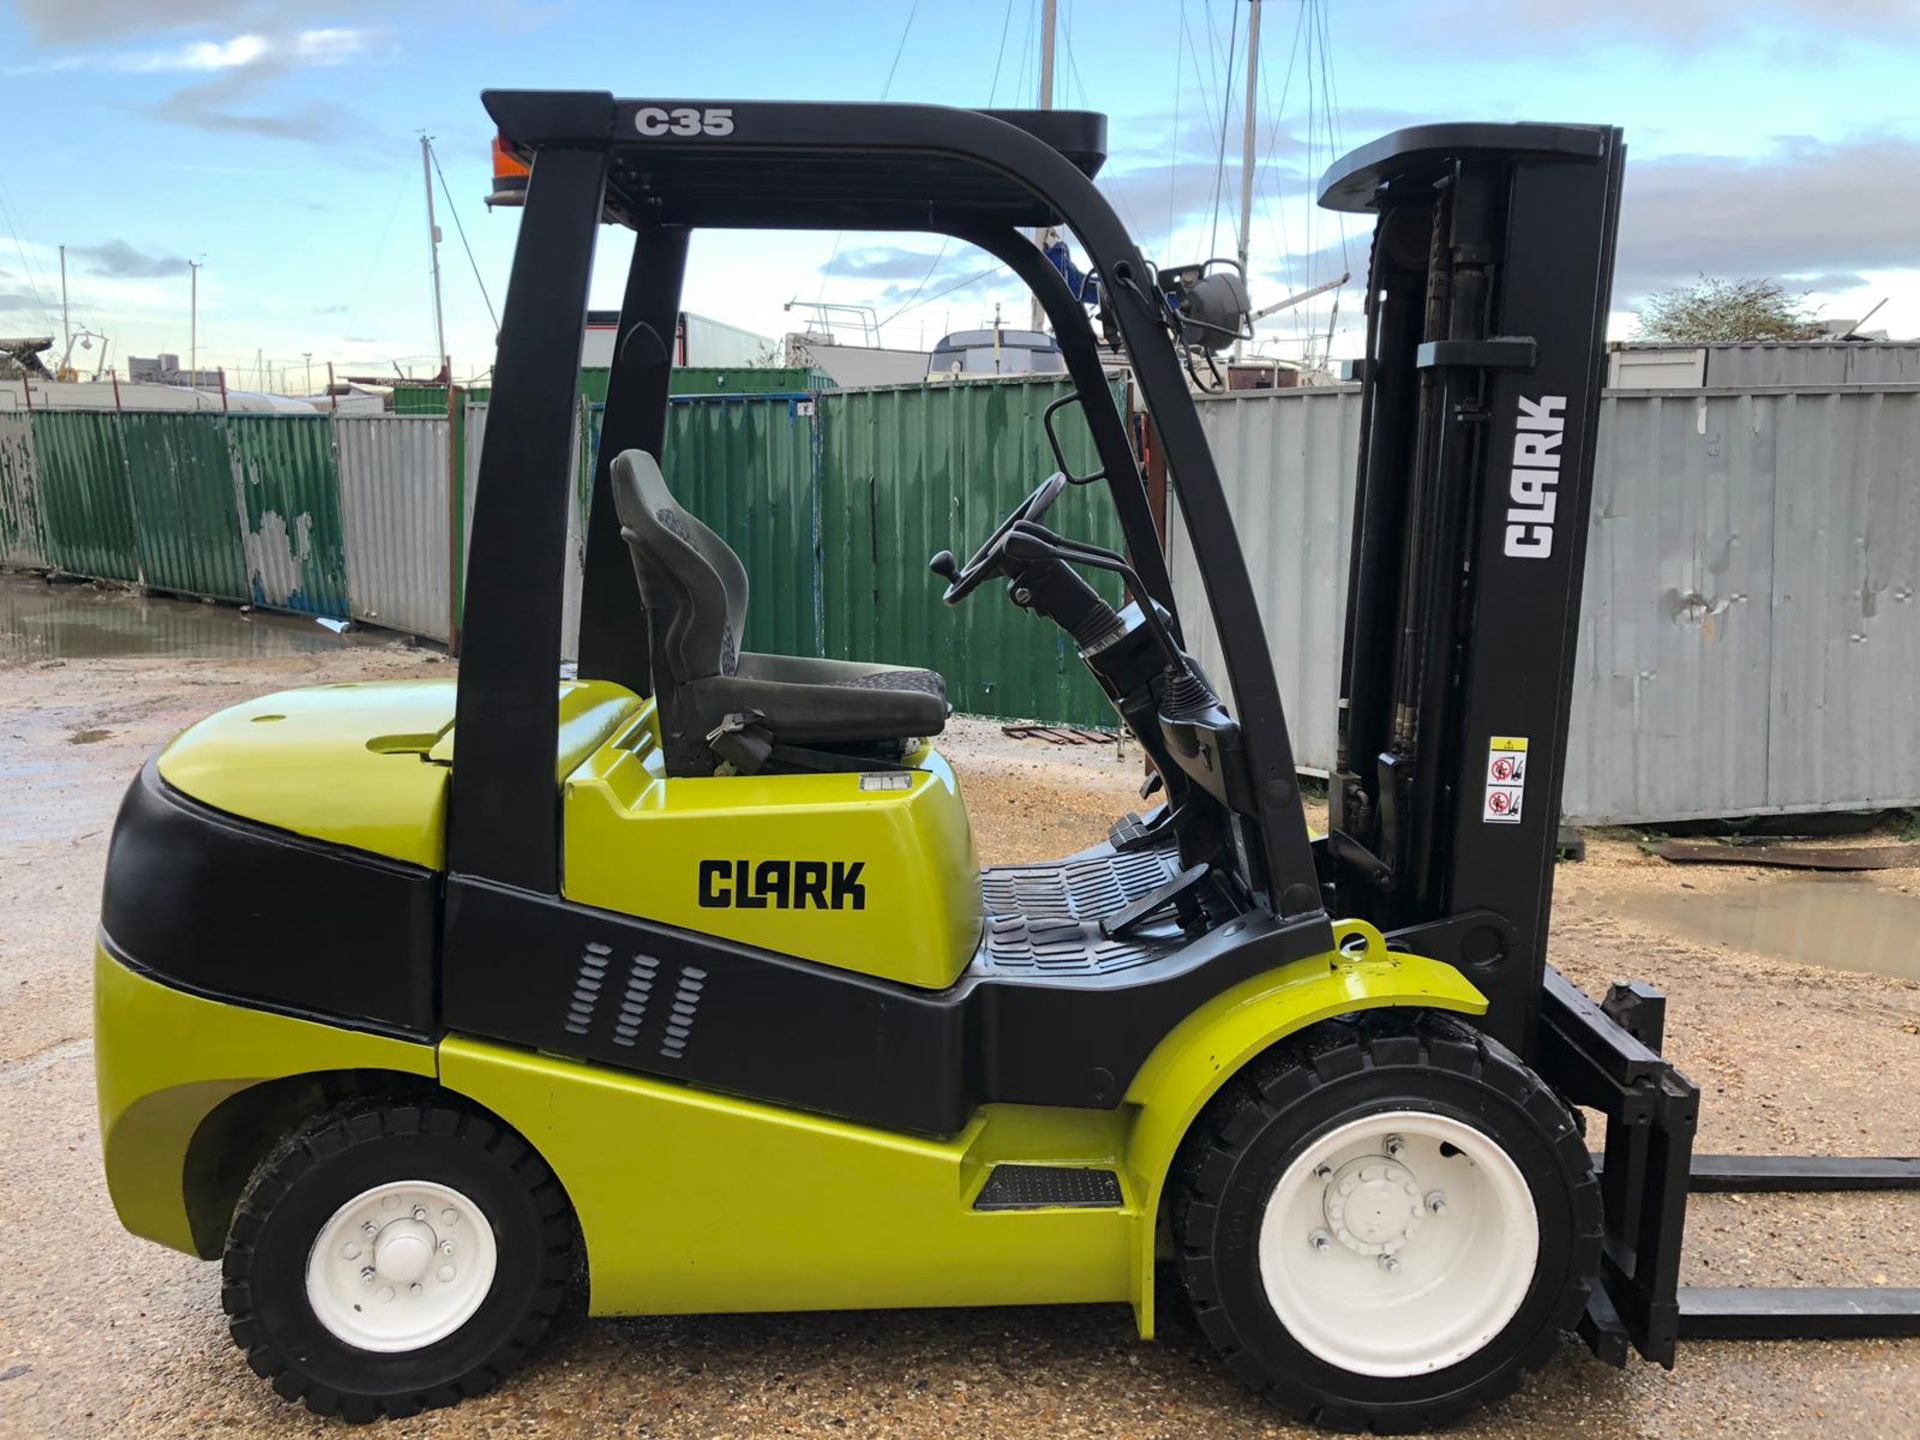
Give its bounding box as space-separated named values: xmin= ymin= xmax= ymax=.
xmin=634 ymin=106 xmax=734 ymax=137
xmin=1502 ymin=394 xmax=1567 ymax=559
xmin=698 ymin=859 xmax=867 ymax=911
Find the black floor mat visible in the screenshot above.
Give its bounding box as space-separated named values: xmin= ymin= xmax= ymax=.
xmin=976 ymin=846 xmax=1186 ymax=976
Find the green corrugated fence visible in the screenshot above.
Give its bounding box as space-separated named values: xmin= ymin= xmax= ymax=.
xmin=121 ymin=412 xmax=250 ymax=602
xmin=224 ymin=414 xmax=349 ymax=614
xmin=32 ymin=410 xmax=140 ymax=582
xmin=4 ymin=379 xmax=1134 ymax=726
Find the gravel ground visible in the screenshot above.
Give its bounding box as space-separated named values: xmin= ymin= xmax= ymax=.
xmin=3 ymin=613 xmax=1919 ymax=1439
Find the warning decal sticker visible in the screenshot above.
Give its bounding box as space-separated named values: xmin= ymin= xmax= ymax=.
xmin=1482 ymin=736 xmax=1529 ymax=824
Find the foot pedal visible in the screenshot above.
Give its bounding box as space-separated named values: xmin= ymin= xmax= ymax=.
xmin=1108 ymin=804 xmax=1173 ymax=852
xmin=1100 ymin=863 xmax=1209 ymax=939
xmin=973 ymin=1165 xmax=1123 ymax=1211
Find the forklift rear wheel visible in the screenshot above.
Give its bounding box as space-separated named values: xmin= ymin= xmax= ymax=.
xmin=1173 ymin=1010 xmax=1599 ymax=1433
xmin=221 ymin=1098 xmax=573 ymax=1422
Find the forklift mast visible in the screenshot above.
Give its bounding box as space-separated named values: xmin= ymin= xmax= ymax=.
xmin=1316 ymin=125 xmax=1625 ymax=1057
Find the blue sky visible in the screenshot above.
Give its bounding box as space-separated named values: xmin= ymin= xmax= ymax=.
xmin=2 ymin=0 xmax=1917 ymax=388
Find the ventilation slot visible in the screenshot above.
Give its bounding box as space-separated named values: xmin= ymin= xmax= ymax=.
xmin=565 ymin=943 xmax=612 ymax=1036
xmin=612 ymin=954 xmax=660 ymax=1048
xmin=658 ymin=965 xmax=707 ymax=1060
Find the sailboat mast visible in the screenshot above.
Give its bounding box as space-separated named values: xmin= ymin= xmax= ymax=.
xmin=1031 ymin=0 xmax=1057 ymax=334
xmin=1235 ymin=0 xmax=1262 ymax=360
xmin=421 ymin=134 xmax=449 ymax=382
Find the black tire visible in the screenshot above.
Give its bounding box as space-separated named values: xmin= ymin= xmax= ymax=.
xmin=221 ymin=1098 xmax=573 ymax=1422
xmin=1171 ymin=1010 xmax=1600 ymax=1433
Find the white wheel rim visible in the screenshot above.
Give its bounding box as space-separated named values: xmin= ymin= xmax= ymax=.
xmin=1255 ymin=1109 xmax=1539 ymax=1378
xmin=305 ymin=1180 xmax=498 ymax=1353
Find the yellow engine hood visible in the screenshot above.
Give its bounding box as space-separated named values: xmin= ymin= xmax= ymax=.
xmin=156 ymin=679 xmax=642 ymax=869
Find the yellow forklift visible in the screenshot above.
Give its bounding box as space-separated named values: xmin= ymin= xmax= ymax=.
xmin=94 ymin=94 xmax=1920 ymax=1428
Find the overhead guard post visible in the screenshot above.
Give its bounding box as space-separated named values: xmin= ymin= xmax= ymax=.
xmin=449 ymin=144 xmax=609 ymax=894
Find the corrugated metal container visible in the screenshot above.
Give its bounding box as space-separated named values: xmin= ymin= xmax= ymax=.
xmin=120 ymin=412 xmax=250 ymax=602
xmin=29 ymin=410 xmax=140 ymax=581
xmin=1704 ymin=341 xmax=1920 ymax=388
xmin=1563 ymin=392 xmax=1778 ymax=822
xmin=335 ymin=416 xmax=452 ymax=639
xmin=1758 ymin=388 xmax=1920 ymax=815
xmin=0 ymin=411 xmax=45 ymax=568
xmin=1182 ymin=387 xmax=1363 ymax=773
xmin=660 ymin=394 xmax=820 ymax=657
xmin=578 ymin=396 xmax=817 ymax=658
xmin=817 ymin=377 xmax=1124 ymax=725
xmin=1177 ymin=385 xmax=1920 ymax=823
xmin=671 ymin=367 xmax=830 ymax=396
xmin=1608 ymin=346 xmax=1707 ymax=389
xmin=223 ymin=414 xmax=349 ymax=615
xmin=391 ymin=388 xmax=459 ymax=417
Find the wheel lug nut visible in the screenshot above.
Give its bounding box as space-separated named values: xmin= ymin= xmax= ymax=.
xmin=361 ymin=1220 xmax=378 ymax=1236
xmin=1312 ymin=1164 xmax=1333 ymax=1182
xmin=412 ymin=1206 xmax=429 ymax=1222
xmin=1426 ymin=1191 xmax=1448 ymax=1215
xmin=440 ymin=1238 xmax=455 ymax=1255
xmin=409 ymin=1281 xmax=423 ymax=1295
xmin=1308 ymin=1229 xmax=1332 ymax=1253
xmin=1378 ymin=1254 xmax=1401 ymax=1274
xmin=1384 ymin=1134 xmax=1404 ymax=1157
xmin=359 ymin=1266 xmax=376 ymax=1286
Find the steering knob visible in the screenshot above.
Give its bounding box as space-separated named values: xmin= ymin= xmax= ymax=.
xmin=929 ymin=550 xmax=960 ymax=584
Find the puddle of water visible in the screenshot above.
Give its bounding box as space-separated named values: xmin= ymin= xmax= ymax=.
xmin=0 ymin=573 xmax=390 ymax=660
xmin=1624 ymin=876 xmax=1920 ymax=981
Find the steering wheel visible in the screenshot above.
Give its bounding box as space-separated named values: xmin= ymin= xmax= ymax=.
xmin=928 ymin=472 xmax=1069 ymax=606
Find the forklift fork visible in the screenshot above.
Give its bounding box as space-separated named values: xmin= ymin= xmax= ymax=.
xmin=1538 ymin=969 xmax=1920 ymax=1363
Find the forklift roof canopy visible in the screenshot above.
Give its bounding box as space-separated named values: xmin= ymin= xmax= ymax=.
xmin=484 ymin=91 xmax=1110 ymax=230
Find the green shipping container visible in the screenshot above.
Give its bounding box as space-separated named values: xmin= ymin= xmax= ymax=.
xmin=121 ymin=412 xmax=251 ymax=602
xmin=30 ymin=410 xmax=141 ymax=582
xmin=223 ymin=414 xmax=349 ymax=615
xmin=817 ymin=378 xmax=1126 ymax=727
xmin=661 ymin=395 xmax=820 ymax=659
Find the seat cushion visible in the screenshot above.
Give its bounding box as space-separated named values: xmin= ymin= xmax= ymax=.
xmin=822 ymin=667 xmax=947 ymax=698
xmin=684 ymin=652 xmax=948 ymax=746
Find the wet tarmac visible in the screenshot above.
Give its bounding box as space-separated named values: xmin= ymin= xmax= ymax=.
xmin=0 ymin=572 xmax=390 ymax=661
xmin=1624 ymin=876 xmax=1920 ymax=982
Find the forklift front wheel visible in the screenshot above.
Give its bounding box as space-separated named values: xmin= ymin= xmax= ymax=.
xmin=1172 ymin=1011 xmax=1599 ymax=1433
xmin=220 ymin=1098 xmax=574 ymax=1422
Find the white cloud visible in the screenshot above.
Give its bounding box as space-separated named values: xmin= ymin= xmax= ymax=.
xmin=13 ymin=26 xmax=370 ymax=76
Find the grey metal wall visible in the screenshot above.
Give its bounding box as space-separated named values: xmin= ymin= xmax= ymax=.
xmin=336 ymin=415 xmax=452 ymax=641
xmin=1704 ymin=342 xmax=1920 ymax=388
xmin=1175 ymin=387 xmax=1363 ymax=776
xmin=1180 ymin=385 xmax=1920 ymax=824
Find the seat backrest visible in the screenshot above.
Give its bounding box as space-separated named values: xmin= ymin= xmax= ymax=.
xmin=610 ymin=449 xmax=748 ymax=685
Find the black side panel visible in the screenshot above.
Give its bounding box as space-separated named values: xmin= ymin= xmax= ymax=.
xmin=969 ymin=913 xmax=1334 ymax=1107
xmin=100 ymin=762 xmax=438 ymax=1036
xmin=443 ymin=876 xmax=970 ymax=1133
xmin=441 ymin=871 xmax=1331 ymax=1136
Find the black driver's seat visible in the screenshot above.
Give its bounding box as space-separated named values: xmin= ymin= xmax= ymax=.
xmin=610 ymin=449 xmax=948 ymax=775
